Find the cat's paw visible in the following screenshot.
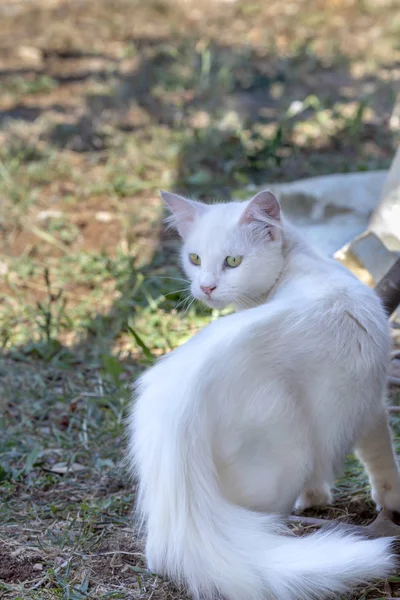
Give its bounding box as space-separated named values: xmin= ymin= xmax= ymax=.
xmin=295 ymin=484 xmax=333 ymax=511
xmin=371 ymin=478 xmax=400 ymax=513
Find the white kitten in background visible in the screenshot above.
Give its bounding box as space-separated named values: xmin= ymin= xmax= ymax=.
xmin=128 ymin=190 xmax=400 ymax=600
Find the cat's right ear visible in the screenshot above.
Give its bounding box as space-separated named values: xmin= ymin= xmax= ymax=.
xmin=161 ymin=191 xmax=208 ymax=238
xmin=240 ymin=190 xmax=281 ymax=225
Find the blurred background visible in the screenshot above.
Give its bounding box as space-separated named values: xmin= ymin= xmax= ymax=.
xmin=0 ymin=1 xmax=399 ymax=598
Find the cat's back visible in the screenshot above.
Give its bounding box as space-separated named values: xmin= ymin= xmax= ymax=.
xmin=260 ymin=251 xmax=390 ymax=375
xmin=291 ymin=252 xmax=388 ymax=338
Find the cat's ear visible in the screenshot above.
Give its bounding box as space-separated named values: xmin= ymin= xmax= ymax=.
xmin=161 ymin=191 xmax=208 ymax=238
xmin=240 ymin=190 xmax=281 ymax=226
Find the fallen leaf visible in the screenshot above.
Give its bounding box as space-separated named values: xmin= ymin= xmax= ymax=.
xmin=46 ymin=462 xmax=85 ymax=474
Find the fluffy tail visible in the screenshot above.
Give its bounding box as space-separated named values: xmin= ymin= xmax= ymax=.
xmin=130 ymin=383 xmax=395 ymax=600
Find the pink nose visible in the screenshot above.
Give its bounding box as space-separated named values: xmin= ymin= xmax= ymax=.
xmin=201 ymin=285 xmax=216 ymax=296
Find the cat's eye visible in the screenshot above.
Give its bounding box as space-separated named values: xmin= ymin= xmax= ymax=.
xmin=189 ymin=253 xmax=201 ymax=266
xmin=225 ymin=255 xmax=242 ymax=268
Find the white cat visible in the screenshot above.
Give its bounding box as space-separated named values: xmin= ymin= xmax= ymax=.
xmin=128 ymin=190 xmax=400 ymax=600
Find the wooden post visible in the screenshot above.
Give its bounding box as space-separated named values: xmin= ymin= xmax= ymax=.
xmin=375 ymin=258 xmax=400 ymax=316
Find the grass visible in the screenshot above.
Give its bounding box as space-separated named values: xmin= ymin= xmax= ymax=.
xmin=0 ymin=0 xmax=400 ymax=597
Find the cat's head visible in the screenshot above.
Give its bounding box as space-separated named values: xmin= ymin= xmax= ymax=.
xmin=162 ymin=190 xmax=285 ymax=310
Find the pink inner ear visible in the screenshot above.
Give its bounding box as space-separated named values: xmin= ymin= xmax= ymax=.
xmin=161 ymin=191 xmax=208 ymax=238
xmin=240 ymin=190 xmax=280 ymax=225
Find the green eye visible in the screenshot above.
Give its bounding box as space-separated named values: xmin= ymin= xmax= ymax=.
xmin=189 ymin=253 xmax=201 ymax=266
xmin=225 ymin=255 xmax=242 ymax=268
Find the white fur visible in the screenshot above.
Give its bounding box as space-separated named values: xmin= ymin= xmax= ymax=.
xmin=128 ymin=191 xmax=400 ymax=599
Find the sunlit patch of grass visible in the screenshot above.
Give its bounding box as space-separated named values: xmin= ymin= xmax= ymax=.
xmin=1 ymin=247 xmax=209 ymax=360
xmin=2 ymin=74 xmax=59 ymax=99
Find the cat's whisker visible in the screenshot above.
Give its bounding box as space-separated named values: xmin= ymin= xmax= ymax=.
xmin=184 ymin=297 xmax=196 ymax=315
xmin=152 ymin=276 xmax=191 ymax=283
xmin=174 ymin=293 xmax=193 ymax=312
xmin=174 ymin=298 xmax=189 ymax=311
xmin=165 ymin=287 xmax=191 ymax=296
xmin=231 ymin=288 xmax=266 ymax=305
xmin=234 ymin=292 xmax=264 ymax=309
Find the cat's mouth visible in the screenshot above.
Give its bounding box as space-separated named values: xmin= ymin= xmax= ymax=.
xmin=195 ymin=293 xmax=228 ymax=310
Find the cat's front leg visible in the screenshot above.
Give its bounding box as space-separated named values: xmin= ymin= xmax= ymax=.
xmin=295 ymin=481 xmax=333 ymax=511
xmin=355 ymin=409 xmax=400 ymax=512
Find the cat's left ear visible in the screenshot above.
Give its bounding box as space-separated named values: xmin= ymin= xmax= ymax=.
xmin=161 ymin=191 xmax=208 ymax=238
xmin=240 ymin=190 xmax=281 ymax=226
